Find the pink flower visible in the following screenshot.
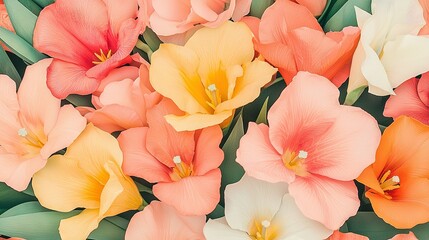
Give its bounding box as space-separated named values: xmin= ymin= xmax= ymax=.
xmin=327 ymin=231 xmax=369 ymax=240
xmin=118 ymin=99 xmax=224 ymax=215
xmin=292 ymin=0 xmax=327 ymax=16
xmin=242 ymin=0 xmax=360 ymax=87
xmin=33 ymin=0 xmax=147 ymax=99
xmin=0 ymin=2 xmax=14 ymax=51
xmin=236 ymin=72 xmax=381 ymax=230
xmin=0 ymin=59 xmax=86 ymax=191
xmin=149 ymin=0 xmax=251 ymax=44
xmin=125 ymin=201 xmax=206 ymax=240
xmin=384 ymin=73 xmax=429 ymax=124
xmin=79 ymin=63 xmax=162 ymax=133
xmin=390 ymin=232 xmax=418 ymax=240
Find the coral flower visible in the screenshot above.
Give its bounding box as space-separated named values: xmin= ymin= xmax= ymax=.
xmin=33 ymin=0 xmax=147 ymax=99
xmin=242 ymin=0 xmax=360 ymax=87
xmin=203 ymin=175 xmax=332 ymax=240
xmin=291 ymin=0 xmax=327 ymax=16
xmin=149 ymin=0 xmax=251 ymax=44
xmin=0 ymin=2 xmax=14 ymax=51
xmin=0 ymin=59 xmax=86 ymax=191
xmin=390 ymin=232 xmax=418 ymax=240
xmin=119 ymin=99 xmax=224 ymax=215
xmin=384 ymin=73 xmax=429 ymax=124
xmin=32 ymin=124 xmax=142 ymax=240
xmin=150 ymin=21 xmax=277 ymax=131
xmin=347 ymin=0 xmax=429 ymax=97
xmin=357 ymin=116 xmax=429 ymax=229
xmin=81 ymin=63 xmax=162 ymax=133
xmin=236 ymin=72 xmax=381 ymax=230
xmin=125 ymin=201 xmax=206 ymax=240
xmin=328 ymin=231 xmax=369 ymax=240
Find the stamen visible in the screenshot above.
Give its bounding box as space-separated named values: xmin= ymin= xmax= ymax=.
xmin=290 ymin=150 xmax=308 ymax=165
xmin=205 ymin=83 xmax=221 ymax=110
xmin=92 ymin=49 xmax=112 ymax=65
xmin=208 ymin=84 xmax=217 ymax=92
xmin=173 ymin=155 xmax=182 ymax=164
xmin=261 ymin=220 xmax=270 ymax=239
xmin=379 ymin=173 xmax=400 ymax=191
xmin=298 ymin=150 xmax=308 ymax=159
xmin=18 ymin=128 xmax=28 ymax=137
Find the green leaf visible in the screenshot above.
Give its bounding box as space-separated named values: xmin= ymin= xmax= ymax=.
xmin=0 ymin=46 xmax=21 ymax=84
xmin=207 ymin=204 xmax=225 ymax=219
xmin=323 ymin=0 xmax=371 ymax=32
xmin=347 ymin=212 xmax=429 ymax=239
xmin=65 ymin=94 xmax=93 ymax=107
xmin=4 ymin=0 xmax=39 ymax=44
xmin=142 ymin=28 xmax=162 ymax=52
xmin=32 ymin=0 xmax=54 ymax=8
xmin=344 ymin=85 xmax=367 ymax=106
xmin=89 ymin=217 xmax=127 ymax=240
xmin=219 ymin=113 xmax=245 ymax=206
xmin=316 ymin=0 xmax=332 ymax=22
xmin=0 ymin=183 xmax=36 ymax=210
xmin=255 ymin=97 xmax=269 ymax=124
xmin=0 ymin=27 xmax=46 ymax=64
xmin=250 ymin=0 xmax=274 ymax=18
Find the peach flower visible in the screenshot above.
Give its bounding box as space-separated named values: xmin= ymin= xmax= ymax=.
xmin=328 ymin=231 xmax=369 ymax=240
xmin=291 ymin=0 xmax=327 ymax=16
xmin=150 ymin=21 xmax=277 ymax=131
xmin=242 ymin=0 xmax=359 ymax=87
xmin=384 ymin=73 xmax=429 ymax=124
xmin=357 ymin=116 xmax=429 ymax=229
xmin=0 ymin=59 xmax=86 ymax=191
xmin=390 ymin=232 xmax=418 ymax=240
xmin=236 ymin=72 xmax=381 ymax=230
xmin=0 ymin=2 xmax=13 ymax=51
xmin=119 ymin=99 xmax=224 ymax=215
xmin=125 ymin=201 xmax=206 ymax=240
xmin=32 ymin=124 xmax=142 ymax=240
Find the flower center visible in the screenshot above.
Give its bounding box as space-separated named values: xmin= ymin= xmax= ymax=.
xmin=92 ymin=49 xmax=112 ymax=65
xmin=17 ymin=127 xmax=45 ymax=158
xmin=379 ymin=170 xmax=400 ymax=193
xmin=282 ymin=150 xmax=309 ymax=177
xmin=249 ymin=219 xmax=277 ymax=240
xmin=170 ymin=156 xmax=193 ymax=181
xmin=205 ymin=84 xmax=222 ymax=110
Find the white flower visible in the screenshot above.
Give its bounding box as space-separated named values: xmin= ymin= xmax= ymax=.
xmin=347 ymin=0 xmax=429 ymax=100
xmin=203 ymin=175 xmax=332 ymax=240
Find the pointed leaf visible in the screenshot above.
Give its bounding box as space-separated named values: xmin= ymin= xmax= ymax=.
xmin=250 ymin=0 xmax=274 ymax=18
xmin=142 ymin=28 xmax=162 ymax=52
xmin=32 ymin=0 xmax=54 ymax=8
xmin=4 ymin=0 xmax=39 ymax=44
xmin=0 ymin=183 xmax=36 ymax=210
xmin=344 ymin=85 xmax=366 ymax=105
xmin=65 ymin=94 xmax=93 ymax=107
xmin=323 ymin=0 xmax=371 ymax=32
xmin=255 ymin=97 xmax=269 ymax=124
xmin=0 ymin=46 xmax=21 ymax=83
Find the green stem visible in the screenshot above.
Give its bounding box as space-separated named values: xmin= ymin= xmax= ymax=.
xmin=135 ymin=39 xmax=153 ymax=61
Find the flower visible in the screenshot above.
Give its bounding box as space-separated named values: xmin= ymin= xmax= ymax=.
xmin=384 ymin=73 xmax=429 ymax=124
xmin=33 ymin=0 xmax=147 ymax=99
xmin=328 ymin=231 xmax=369 ymax=240
xmin=149 ymin=0 xmax=252 ymax=44
xmin=80 ymin=63 xmax=162 ymax=133
xmin=357 ymin=116 xmax=429 ymax=229
xmin=347 ymin=0 xmax=429 ymax=98
xmin=390 ymin=232 xmax=418 ymax=240
xmin=419 ymin=0 xmax=429 ymax=35
xmin=0 ymin=58 xmax=86 ymax=191
xmin=242 ymin=0 xmax=360 ymax=87
xmin=150 ymin=21 xmax=277 ymax=131
xmin=32 ymin=123 xmax=142 ymax=240
xmin=118 ymin=99 xmax=224 ymax=215
xmin=203 ymin=175 xmax=332 ymax=240
xmin=236 ymin=72 xmax=381 ymax=229
xmin=291 ymin=0 xmax=327 ymax=16
xmin=0 ymin=2 xmax=14 ymax=51
xmin=125 ymin=201 xmax=206 ymax=240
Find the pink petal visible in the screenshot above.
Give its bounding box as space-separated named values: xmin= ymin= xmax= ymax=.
xmin=390 ymin=232 xmax=418 ymax=240
xmin=295 ymin=0 xmax=327 ymax=16
xmin=152 ymin=0 xmax=190 ymax=21
xmin=18 ymin=59 xmax=60 ymax=136
xmin=40 ymin=104 xmax=87 ymax=159
xmin=232 ymin=0 xmax=252 ymax=21
xmin=384 ymin=78 xmax=429 ymax=124
xmin=153 ymin=169 xmax=221 ymax=215
xmin=33 ymin=0 xmax=109 ymax=66
xmin=241 ymin=16 xmax=261 ymax=43
xmin=46 ymin=59 xmax=100 ymax=99
xmin=93 ymin=66 xmax=140 ymax=97
xmin=289 ymin=175 xmax=360 ymax=230
xmin=258 ymin=43 xmax=297 ymax=83
xmin=199 ymin=0 xmax=236 ymax=29
xmin=0 ymin=76 xmax=21 ymax=153
xmin=146 ymin=100 xmax=195 ymax=167
xmin=118 ymin=127 xmax=171 ymax=183
xmin=192 ymin=125 xmax=224 ymax=176
xmin=85 ymin=105 xmax=143 ymax=133
xmin=103 ymin=0 xmax=138 ymax=35
xmin=236 ymin=122 xmax=295 ymax=183
xmin=125 ymin=201 xmax=206 ymax=240
xmin=190 ymin=0 xmax=227 ymax=22
xmin=0 ymin=75 xmax=19 ymax=113
xmin=417 ymin=72 xmax=429 ymax=107
xmin=267 ymin=72 xmax=340 ymax=154
xmin=328 ymin=230 xmax=369 ymax=240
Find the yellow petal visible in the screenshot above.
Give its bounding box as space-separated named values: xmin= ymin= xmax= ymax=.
xmin=150 ymin=44 xmax=210 ymax=114
xmin=216 ymin=60 xmax=277 ymax=113
xmin=165 ymin=110 xmax=233 ymax=132
xmin=64 ymin=123 xmax=123 ymax=183
xmin=59 ymin=209 xmax=99 ymax=240
xmin=99 ymin=161 xmax=142 ymax=218
xmin=32 ymin=155 xmax=102 ymax=212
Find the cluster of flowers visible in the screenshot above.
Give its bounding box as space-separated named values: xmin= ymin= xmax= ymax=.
xmin=1 ymin=0 xmax=429 ymax=239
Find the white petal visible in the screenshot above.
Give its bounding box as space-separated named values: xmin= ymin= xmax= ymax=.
xmin=271 ymin=194 xmax=333 ymax=240
xmin=204 ymin=218 xmax=250 ymax=240
xmin=382 ymin=35 xmax=429 ymax=88
xmin=361 ymin=43 xmax=393 ymax=96
xmin=348 ymin=42 xmax=369 ymax=93
xmin=354 ymin=6 xmax=372 ymax=29
xmin=224 ymin=175 xmax=288 ymax=233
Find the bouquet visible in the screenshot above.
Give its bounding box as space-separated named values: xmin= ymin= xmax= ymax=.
xmin=0 ymin=0 xmax=428 ymax=239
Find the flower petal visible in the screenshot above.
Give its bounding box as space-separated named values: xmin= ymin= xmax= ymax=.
xmin=203 ymin=218 xmax=250 ymax=240
xmin=59 ymin=209 xmax=100 ymax=240
xmin=232 ymin=0 xmax=251 ymax=21
xmin=165 ymin=110 xmax=233 ymax=132
xmin=193 ymin=125 xmax=224 ymax=176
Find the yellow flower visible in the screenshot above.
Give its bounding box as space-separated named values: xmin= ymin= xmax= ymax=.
xmin=32 ymin=124 xmax=142 ymax=240
xmin=150 ymin=21 xmax=277 ymax=131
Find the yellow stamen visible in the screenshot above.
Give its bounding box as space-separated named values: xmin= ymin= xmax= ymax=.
xmin=205 ymin=84 xmax=222 ymax=110
xmin=379 ymin=173 xmax=400 ymax=192
xmin=92 ymin=49 xmax=112 ymax=65
xmin=170 ymin=156 xmax=193 ymax=181
xmin=282 ymin=150 xmax=308 ymax=177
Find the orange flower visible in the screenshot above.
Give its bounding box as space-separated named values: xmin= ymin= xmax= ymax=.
xmin=357 ymin=116 xmax=429 ymax=229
